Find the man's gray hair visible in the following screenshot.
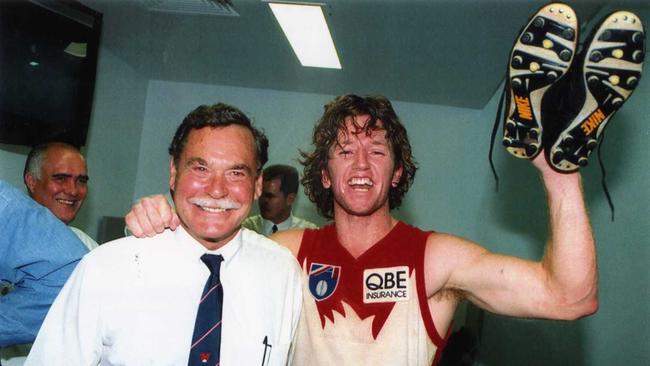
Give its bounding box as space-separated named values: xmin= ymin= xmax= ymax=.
xmin=23 ymin=142 xmax=82 ymax=184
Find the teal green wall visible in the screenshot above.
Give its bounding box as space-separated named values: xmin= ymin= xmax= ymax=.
xmin=0 ymin=144 xmax=30 ymax=188
xmin=73 ymin=48 xmax=147 ymax=237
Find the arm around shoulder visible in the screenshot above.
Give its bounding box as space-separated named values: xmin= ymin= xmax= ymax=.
xmin=125 ymin=194 xmax=179 ymax=237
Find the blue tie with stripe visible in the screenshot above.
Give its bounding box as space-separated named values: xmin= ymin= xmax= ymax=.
xmin=188 ymin=254 xmax=224 ymax=365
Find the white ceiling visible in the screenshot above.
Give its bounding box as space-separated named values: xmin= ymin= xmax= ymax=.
xmin=84 ymin=0 xmax=650 ymax=109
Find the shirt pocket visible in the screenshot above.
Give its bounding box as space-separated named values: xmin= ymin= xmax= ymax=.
xmin=266 ymin=341 xmax=291 ymax=366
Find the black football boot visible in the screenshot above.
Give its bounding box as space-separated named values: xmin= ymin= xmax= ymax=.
xmin=544 ymin=10 xmax=645 ymax=172
xmin=502 ymin=3 xmax=579 ymax=159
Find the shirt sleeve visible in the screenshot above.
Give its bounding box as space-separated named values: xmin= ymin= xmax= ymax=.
xmin=0 ymin=261 xmax=80 ymax=346
xmin=24 ymin=256 xmax=103 ymax=366
xmin=0 ymin=188 xmax=88 ymax=347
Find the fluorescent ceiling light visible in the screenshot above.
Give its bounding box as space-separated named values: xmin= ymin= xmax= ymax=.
xmin=268 ymin=2 xmax=341 ymax=69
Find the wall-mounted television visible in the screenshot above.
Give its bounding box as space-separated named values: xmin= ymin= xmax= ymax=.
xmin=0 ymin=0 xmax=102 ymax=147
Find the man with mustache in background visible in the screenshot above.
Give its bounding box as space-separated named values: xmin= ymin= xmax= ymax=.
xmin=26 ymin=103 xmax=302 ymax=366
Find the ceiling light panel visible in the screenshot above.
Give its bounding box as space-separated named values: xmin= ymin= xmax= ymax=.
xmin=269 ymin=2 xmax=341 ymax=69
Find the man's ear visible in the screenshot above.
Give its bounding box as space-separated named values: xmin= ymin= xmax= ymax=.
xmin=254 ymin=173 xmax=263 ymax=200
xmin=391 ymin=165 xmax=403 ymax=188
xmin=24 ymin=173 xmax=37 ymax=194
xmin=321 ymin=168 xmax=332 ymax=189
xmin=286 ymin=192 xmax=296 ymax=205
xmin=169 ymin=159 xmax=177 ymax=192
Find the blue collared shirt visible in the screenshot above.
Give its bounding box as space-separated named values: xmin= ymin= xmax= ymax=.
xmin=0 ymin=180 xmax=87 ymax=347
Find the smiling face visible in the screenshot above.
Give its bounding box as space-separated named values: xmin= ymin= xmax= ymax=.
xmin=170 ymin=125 xmax=262 ymax=250
xmin=25 ymin=145 xmax=88 ymax=224
xmin=321 ymin=115 xmax=403 ymax=218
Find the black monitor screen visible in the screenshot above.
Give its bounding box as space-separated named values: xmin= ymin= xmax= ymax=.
xmin=0 ymin=0 xmax=102 ymax=147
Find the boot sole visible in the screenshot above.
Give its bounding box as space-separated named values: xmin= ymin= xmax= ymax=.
xmin=548 ymin=11 xmax=645 ymax=172
xmin=504 ymin=3 xmax=578 ymax=159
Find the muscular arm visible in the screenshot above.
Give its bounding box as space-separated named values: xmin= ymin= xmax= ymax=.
xmin=427 ymin=156 xmax=597 ymax=320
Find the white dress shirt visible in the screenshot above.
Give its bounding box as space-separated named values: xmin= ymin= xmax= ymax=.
xmin=25 ymin=226 xmax=302 ymax=366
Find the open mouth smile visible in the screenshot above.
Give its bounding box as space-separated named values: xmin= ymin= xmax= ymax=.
xmin=348 ymin=177 xmax=374 ymax=191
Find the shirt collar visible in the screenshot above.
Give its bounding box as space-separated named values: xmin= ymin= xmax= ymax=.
xmin=173 ymin=224 xmax=243 ymax=264
xmin=262 ymin=214 xmax=293 ymax=235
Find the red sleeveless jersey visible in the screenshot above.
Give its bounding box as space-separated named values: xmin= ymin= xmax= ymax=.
xmin=293 ymin=221 xmax=447 ymax=365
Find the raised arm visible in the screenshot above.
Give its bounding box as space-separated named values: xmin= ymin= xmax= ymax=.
xmin=428 ymin=155 xmax=597 ymax=320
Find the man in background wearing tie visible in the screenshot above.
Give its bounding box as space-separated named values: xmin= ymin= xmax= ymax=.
xmin=243 ymin=164 xmax=317 ymax=236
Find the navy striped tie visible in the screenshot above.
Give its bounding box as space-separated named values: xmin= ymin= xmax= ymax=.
xmin=188 ymin=254 xmax=224 ymax=365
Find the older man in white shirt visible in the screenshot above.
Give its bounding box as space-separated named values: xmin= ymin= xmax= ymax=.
xmin=26 ymin=103 xmax=302 ymax=365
